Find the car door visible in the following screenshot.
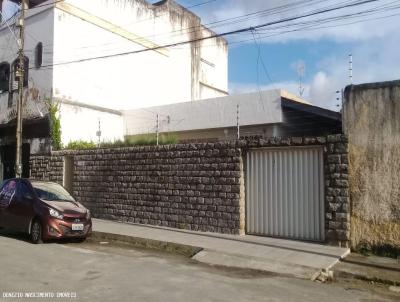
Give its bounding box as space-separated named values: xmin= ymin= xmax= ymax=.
xmin=0 ymin=179 xmax=17 ymax=229
xmin=7 ymin=181 xmax=36 ymax=233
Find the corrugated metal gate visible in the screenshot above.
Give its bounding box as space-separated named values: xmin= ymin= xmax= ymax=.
xmin=246 ymin=147 xmax=325 ymax=241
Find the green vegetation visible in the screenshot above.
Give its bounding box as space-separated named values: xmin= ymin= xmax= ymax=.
xmin=355 ymin=242 xmax=400 ymax=259
xmin=63 ymin=134 xmax=178 ymax=150
xmin=46 ymin=99 xmax=62 ymax=150
xmin=65 ymin=140 xmax=97 ymax=150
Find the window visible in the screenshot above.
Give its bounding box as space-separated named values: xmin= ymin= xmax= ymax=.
xmin=35 ymin=42 xmax=43 ymax=69
xmin=17 ymin=182 xmax=34 ymax=200
xmin=0 ymin=62 xmax=10 ymax=93
xmin=12 ymin=57 xmax=29 ymax=89
xmin=0 ymin=180 xmax=17 ymax=209
xmin=31 ymin=182 xmax=75 ymax=202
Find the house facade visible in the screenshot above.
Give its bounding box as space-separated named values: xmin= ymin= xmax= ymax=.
xmin=0 ymin=0 xmax=228 ymax=180
xmin=123 ymin=89 xmax=342 ymax=141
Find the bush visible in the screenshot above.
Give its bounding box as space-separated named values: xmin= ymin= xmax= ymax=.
xmin=46 ymin=100 xmax=62 ymax=150
xmin=63 ymin=134 xmax=179 ymax=150
xmin=102 ymin=134 xmax=179 ymax=147
xmin=65 ymin=140 xmax=97 ymax=150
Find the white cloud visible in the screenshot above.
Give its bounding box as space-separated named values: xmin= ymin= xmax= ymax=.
xmin=208 ymin=0 xmax=400 ymax=110
xmin=197 ymin=0 xmax=400 ymax=44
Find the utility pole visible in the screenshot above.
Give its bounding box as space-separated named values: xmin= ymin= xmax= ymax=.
xmin=15 ymin=0 xmax=28 ymax=178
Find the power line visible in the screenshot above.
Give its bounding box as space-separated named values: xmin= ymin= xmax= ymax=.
xmin=33 ymin=0 xmax=382 ymax=70
xmin=26 ymin=0 xmax=321 ymax=53
xmin=4 ymin=0 xmax=397 ymax=69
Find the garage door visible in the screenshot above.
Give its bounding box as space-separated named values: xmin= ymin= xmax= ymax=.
xmin=246 ymin=147 xmax=325 ymax=241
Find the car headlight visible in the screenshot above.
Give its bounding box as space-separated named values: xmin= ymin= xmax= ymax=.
xmin=49 ymin=208 xmax=64 ymax=219
xmin=86 ymin=210 xmax=91 ymax=220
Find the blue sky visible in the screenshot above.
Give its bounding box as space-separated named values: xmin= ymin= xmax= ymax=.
xmin=3 ymin=0 xmax=400 ymax=110
xmin=179 ymin=0 xmax=400 ymax=110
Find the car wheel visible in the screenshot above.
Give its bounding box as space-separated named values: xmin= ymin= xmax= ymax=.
xmin=31 ymin=220 xmax=43 ymax=244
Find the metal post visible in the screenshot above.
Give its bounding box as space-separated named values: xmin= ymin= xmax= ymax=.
xmin=96 ymin=119 xmax=102 ymax=147
xmin=237 ymin=104 xmax=240 ymax=140
xmin=15 ymin=0 xmax=27 ymax=178
xmin=349 ymin=54 xmax=353 ymax=84
xmin=156 ymin=114 xmax=159 ymax=146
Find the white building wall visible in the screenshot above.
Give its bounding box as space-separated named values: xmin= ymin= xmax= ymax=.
xmin=123 ymin=90 xmax=284 ymax=136
xmin=0 ymin=5 xmax=54 ymax=125
xmin=1 ymin=0 xmax=228 ymax=147
xmin=52 ymin=0 xmax=228 ymax=111
xmin=199 ymin=27 xmax=228 ymax=99
xmin=59 ymin=102 xmax=123 ymax=145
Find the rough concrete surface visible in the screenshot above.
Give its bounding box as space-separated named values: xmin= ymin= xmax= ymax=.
xmin=92 ymin=219 xmax=349 ymax=280
xmin=344 ymin=81 xmax=400 ymax=249
xmin=0 ymin=232 xmax=397 ymax=302
xmin=333 ymin=253 xmax=400 ymax=285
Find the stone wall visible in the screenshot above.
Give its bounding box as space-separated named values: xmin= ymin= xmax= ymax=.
xmin=30 ymin=143 xmax=245 ymax=234
xmin=344 ymin=80 xmax=400 ymax=251
xmin=30 ymin=136 xmax=349 ymax=245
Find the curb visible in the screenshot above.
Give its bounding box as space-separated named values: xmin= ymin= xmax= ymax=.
xmin=333 ymin=270 xmax=400 ymax=286
xmin=90 ymin=231 xmax=325 ymax=281
xmin=90 ymin=231 xmax=203 ymax=258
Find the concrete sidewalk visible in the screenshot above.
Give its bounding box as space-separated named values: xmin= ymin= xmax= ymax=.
xmin=92 ymin=219 xmax=350 ymax=280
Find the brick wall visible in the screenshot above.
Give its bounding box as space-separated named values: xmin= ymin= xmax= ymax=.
xmin=30 ymin=136 xmax=349 ymax=245
xmin=30 ymin=143 xmax=245 ymax=234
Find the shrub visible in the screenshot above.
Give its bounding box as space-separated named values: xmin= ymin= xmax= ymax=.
xmin=62 ymin=134 xmax=179 ymax=150
xmin=45 ymin=99 xmax=62 ymax=150
xmin=65 ymin=140 xmax=97 ymax=150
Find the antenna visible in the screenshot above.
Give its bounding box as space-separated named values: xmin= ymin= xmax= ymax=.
xmin=349 ymin=54 xmax=353 ymax=84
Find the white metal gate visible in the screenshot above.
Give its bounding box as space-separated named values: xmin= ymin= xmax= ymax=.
xmin=246 ymin=147 xmax=325 ymax=241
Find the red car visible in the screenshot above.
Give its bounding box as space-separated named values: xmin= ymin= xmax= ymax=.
xmin=0 ymin=179 xmax=92 ymax=243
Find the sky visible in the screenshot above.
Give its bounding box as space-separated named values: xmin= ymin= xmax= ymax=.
xmin=178 ymin=0 xmax=400 ymax=110
xmin=2 ymin=0 xmax=400 ymax=111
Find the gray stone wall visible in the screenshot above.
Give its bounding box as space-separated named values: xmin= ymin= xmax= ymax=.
xmin=30 ymin=136 xmax=349 ymax=245
xmin=31 ymin=143 xmax=244 ymax=234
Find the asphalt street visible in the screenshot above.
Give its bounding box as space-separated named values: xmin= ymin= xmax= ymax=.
xmin=0 ymin=232 xmax=397 ymax=302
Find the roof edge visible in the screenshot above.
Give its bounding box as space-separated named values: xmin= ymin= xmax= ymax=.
xmin=282 ymin=98 xmax=342 ymax=122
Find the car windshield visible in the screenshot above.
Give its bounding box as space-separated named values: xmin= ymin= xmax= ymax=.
xmin=31 ymin=182 xmax=75 ymax=202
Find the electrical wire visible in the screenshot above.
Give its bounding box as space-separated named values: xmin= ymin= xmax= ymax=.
xmin=33 ymin=0 xmax=383 ymax=70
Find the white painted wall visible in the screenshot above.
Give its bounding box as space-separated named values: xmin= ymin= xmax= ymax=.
xmin=52 ymin=0 xmax=228 ymax=111
xmin=123 ymin=89 xmax=284 ymax=136
xmin=0 ymin=4 xmax=54 ymax=124
xmin=59 ymin=102 xmax=123 ymax=145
